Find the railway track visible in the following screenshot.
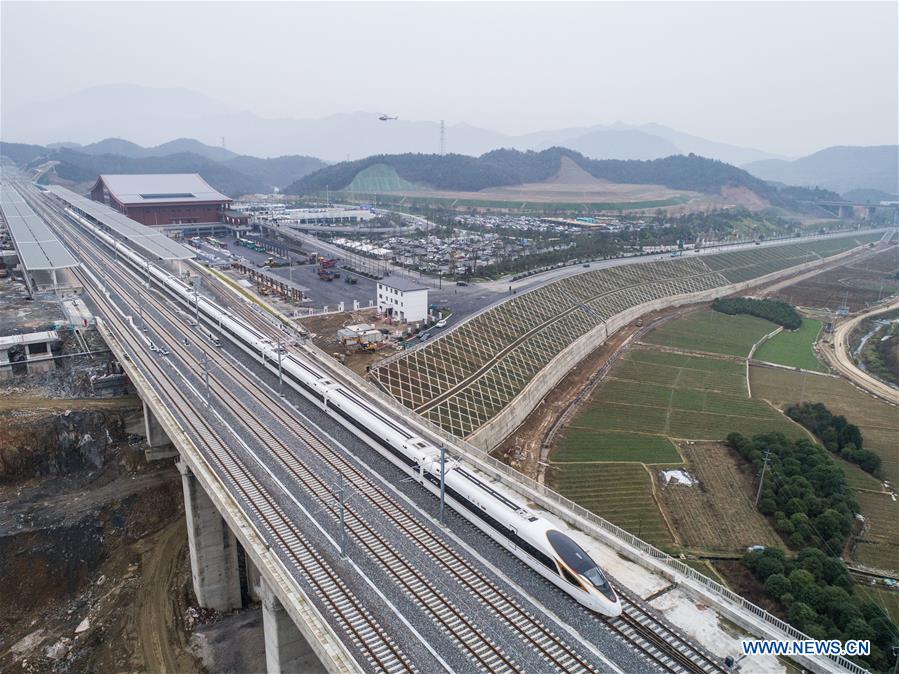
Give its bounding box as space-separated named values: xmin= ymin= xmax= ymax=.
xmin=186 ymin=227 xmax=735 ymax=674
xmin=605 ymin=593 xmax=729 ymax=674
xmin=185 ymin=263 xmax=734 ymax=674
xmin=34 ymin=190 xmax=604 ymax=673
xmin=33 ymin=186 xmax=732 ymax=674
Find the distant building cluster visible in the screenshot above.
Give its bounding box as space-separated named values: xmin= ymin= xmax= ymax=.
xmin=248 ymin=203 xmax=376 ymax=227
xmin=333 ymin=228 xmax=576 ymax=276
xmin=451 ymin=213 xmax=579 ymax=234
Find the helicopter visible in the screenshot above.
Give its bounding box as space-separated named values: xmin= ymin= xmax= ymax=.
xmin=378 ymin=114 xmax=398 ymax=121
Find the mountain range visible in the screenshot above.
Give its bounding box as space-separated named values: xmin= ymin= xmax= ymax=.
xmin=0 ymin=139 xmax=325 ymax=196
xmin=285 ymin=148 xmax=838 ymax=213
xmin=743 ymin=146 xmax=898 ymax=195
xmin=3 ymin=85 xmax=784 ymax=165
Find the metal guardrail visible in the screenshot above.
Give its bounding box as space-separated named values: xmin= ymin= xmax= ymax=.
xmin=302 ymin=343 xmax=870 ymax=673
xmin=288 ymin=238 xmax=892 ymax=674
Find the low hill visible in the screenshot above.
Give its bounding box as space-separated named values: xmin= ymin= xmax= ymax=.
xmin=285 ymin=148 xmax=780 ymax=202
xmin=842 ymin=188 xmax=899 ymax=204
xmin=46 ymin=149 xmax=265 ymax=197
xmin=743 ymin=145 xmax=899 ymax=194
xmin=75 ymin=137 xmax=238 ymax=162
xmin=222 ymin=154 xmax=327 ymax=191
xmin=0 ymin=141 xmax=51 ymax=167
xmin=1 ymin=139 xmax=327 ymax=196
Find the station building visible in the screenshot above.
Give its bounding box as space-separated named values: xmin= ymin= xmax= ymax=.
xmin=377 ymin=277 xmax=429 ymax=323
xmin=90 ymin=174 xmax=232 ymax=235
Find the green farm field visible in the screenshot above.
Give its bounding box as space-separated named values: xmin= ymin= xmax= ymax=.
xmin=568 ymin=348 xmax=804 ymax=444
xmin=642 ymin=310 xmax=777 ymax=357
xmin=754 ymin=318 xmax=825 ymax=372
xmin=547 ymin=463 xmax=674 ymax=548
xmin=554 ymin=430 xmax=680 ymax=464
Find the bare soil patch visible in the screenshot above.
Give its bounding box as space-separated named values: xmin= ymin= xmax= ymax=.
xmin=712 ymin=560 xmax=785 ymax=618
xmin=767 ymin=245 xmax=899 ymax=312
xmin=300 ymin=308 xmax=401 ymax=376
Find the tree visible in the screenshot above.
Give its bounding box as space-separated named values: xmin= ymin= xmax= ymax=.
xmin=844 ymin=617 xmax=875 ymax=642
xmin=788 ymin=602 xmax=818 ymax=630
xmin=796 ymin=548 xmax=827 ymax=579
xmin=764 ymin=574 xmax=791 ymax=599
xmin=756 ymin=556 xmax=785 ymax=580
xmin=789 ymin=569 xmax=817 ymax=597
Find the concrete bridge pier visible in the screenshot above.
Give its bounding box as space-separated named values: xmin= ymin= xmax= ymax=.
xmin=143 ymin=401 xmax=177 ymax=460
xmin=178 ymin=461 xmax=243 ymax=611
xmin=0 ymin=348 xmax=10 ymax=380
xmin=246 ymin=558 xmax=263 ymax=603
xmin=261 ymin=579 xmax=326 ymax=674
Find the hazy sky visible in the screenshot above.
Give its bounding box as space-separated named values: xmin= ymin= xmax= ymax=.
xmin=2 ymin=1 xmax=897 ymax=156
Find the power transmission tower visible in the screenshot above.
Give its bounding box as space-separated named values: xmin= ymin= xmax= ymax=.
xmin=439 ymin=120 xmax=446 ymax=156
xmin=755 ymin=449 xmax=772 ymax=506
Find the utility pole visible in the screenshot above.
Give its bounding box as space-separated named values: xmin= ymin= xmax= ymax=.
xmin=439 ymin=444 xmax=446 ymax=527
xmin=138 ymin=290 xmax=144 ymax=329
xmin=755 ymin=449 xmax=771 ymax=506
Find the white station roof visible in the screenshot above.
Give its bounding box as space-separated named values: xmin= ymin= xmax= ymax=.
xmin=0 ymin=185 xmax=79 ymax=271
xmin=48 ymin=185 xmax=196 ymax=261
xmin=94 ymin=173 xmax=230 ymax=205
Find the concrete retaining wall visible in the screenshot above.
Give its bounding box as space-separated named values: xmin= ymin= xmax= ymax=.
xmin=466 ymin=245 xmax=864 ymax=450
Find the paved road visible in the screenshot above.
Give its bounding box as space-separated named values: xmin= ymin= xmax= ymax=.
xmin=223 ymin=226 xmax=890 ymax=332
xmin=823 ymin=295 xmax=899 ymax=405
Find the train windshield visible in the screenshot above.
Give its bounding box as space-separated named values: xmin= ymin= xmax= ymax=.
xmin=546 ymin=530 xmax=616 ymax=600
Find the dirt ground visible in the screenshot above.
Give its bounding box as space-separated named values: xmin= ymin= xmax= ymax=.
xmin=300 ymin=308 xmax=404 ymax=376
xmin=657 ymin=442 xmax=783 ymax=554
xmin=763 ymin=244 xmax=898 ymax=312
xmin=711 ymin=560 xmax=785 ymax=618
xmin=0 ymin=453 xmax=195 ymax=673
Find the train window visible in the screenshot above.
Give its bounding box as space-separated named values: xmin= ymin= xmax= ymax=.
xmin=559 ymin=564 xmax=581 ymax=588
xmin=546 ymin=530 xmax=615 ymax=599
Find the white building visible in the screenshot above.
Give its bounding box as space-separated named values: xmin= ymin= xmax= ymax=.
xmin=377 ymin=278 xmax=429 ymax=323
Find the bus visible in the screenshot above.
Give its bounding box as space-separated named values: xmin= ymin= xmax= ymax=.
xmin=206 ymin=237 xmax=228 ymax=249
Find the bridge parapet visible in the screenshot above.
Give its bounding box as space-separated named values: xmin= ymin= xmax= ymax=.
xmin=95 ymin=318 xmax=362 ymax=674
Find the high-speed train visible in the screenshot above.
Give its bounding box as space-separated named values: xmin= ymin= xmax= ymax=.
xmin=62 ymin=204 xmax=622 ymax=618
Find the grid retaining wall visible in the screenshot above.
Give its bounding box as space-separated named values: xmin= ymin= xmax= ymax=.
xmin=466 ymin=244 xmax=863 ymax=450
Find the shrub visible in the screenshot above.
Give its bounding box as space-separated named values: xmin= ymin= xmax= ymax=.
xmin=785 ymin=402 xmax=881 ymax=476
xmin=712 ymin=297 xmax=802 ymax=329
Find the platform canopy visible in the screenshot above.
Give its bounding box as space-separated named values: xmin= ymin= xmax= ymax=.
xmin=0 ymin=184 xmax=79 ymax=271
xmin=48 ymin=185 xmax=195 ymax=261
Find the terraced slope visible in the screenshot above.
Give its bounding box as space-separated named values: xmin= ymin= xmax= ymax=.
xmin=371 ymin=233 xmax=881 ymax=439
